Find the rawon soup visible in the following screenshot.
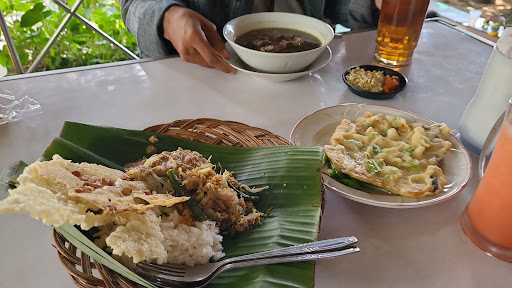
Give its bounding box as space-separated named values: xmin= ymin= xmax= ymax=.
xmin=235 ymin=28 xmax=321 ymax=53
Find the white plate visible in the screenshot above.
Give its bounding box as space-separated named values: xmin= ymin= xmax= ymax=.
xmin=290 ymin=103 xmax=472 ymax=208
xmin=226 ymin=45 xmax=332 ymax=82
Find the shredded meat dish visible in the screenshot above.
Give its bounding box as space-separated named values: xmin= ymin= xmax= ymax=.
xmin=126 ymin=148 xmax=265 ymax=234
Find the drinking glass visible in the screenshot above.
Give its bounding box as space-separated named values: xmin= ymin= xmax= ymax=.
xmin=460 ymin=28 xmax=512 ymax=151
xmin=460 ymin=98 xmax=512 ymax=262
xmin=374 ymin=0 xmax=430 ymax=66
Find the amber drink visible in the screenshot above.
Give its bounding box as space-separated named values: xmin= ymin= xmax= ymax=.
xmin=375 ymin=0 xmax=430 ymax=66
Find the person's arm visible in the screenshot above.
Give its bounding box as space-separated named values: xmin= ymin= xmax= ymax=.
xmin=120 ymin=1 xmax=233 ymax=73
xmin=161 ymin=6 xmax=234 ymax=73
xmin=120 ymin=0 xmax=184 ymax=58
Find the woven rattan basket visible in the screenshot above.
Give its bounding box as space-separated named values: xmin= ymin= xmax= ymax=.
xmin=52 ymin=118 xmax=289 ymax=287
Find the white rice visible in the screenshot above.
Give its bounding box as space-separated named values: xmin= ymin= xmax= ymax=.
xmin=160 ymin=212 xmax=224 ymax=266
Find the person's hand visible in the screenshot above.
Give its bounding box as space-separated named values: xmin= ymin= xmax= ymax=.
xmin=162 ymin=6 xmax=235 ymax=73
xmin=375 ymin=0 xmax=382 ymax=9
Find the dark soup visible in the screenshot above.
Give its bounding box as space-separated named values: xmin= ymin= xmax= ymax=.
xmin=235 ymin=28 xmax=321 ymax=53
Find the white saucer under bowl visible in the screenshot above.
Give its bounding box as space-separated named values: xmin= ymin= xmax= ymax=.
xmin=227 ymin=45 xmax=332 ymax=82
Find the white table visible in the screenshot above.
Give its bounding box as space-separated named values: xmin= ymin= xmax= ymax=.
xmin=0 ymin=20 xmax=510 ymax=288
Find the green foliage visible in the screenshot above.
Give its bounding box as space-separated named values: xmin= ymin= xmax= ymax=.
xmin=0 ymin=0 xmax=138 ymax=74
xmin=20 ymin=2 xmax=52 ymax=27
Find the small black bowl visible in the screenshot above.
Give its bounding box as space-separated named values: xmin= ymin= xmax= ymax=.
xmin=342 ymin=65 xmax=407 ymax=100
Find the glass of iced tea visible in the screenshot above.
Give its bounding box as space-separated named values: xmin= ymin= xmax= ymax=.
xmin=375 ymin=0 xmax=430 ymax=66
xmin=461 ymin=98 xmax=512 ymax=262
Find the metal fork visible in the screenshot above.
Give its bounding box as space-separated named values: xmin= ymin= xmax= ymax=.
xmin=143 ymin=247 xmax=360 ymax=288
xmin=136 ymin=236 xmax=358 ymax=287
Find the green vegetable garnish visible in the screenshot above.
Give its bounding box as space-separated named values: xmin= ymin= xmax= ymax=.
xmin=407 ymin=163 xmax=423 ymax=173
xmin=326 ymin=155 xmax=386 ymax=191
xmin=365 ymin=159 xmax=382 ymax=174
xmin=228 ymin=181 xmax=259 ymax=201
xmin=371 ymin=144 xmax=381 ymax=155
xmin=166 ymin=169 xmax=185 ymax=196
xmin=167 ymin=169 xmax=208 ymax=221
xmin=404 ymin=146 xmax=415 ymax=155
xmin=391 ymin=116 xmax=402 ymax=128
xmin=323 ymin=153 xmax=331 ymax=166
xmin=339 ymin=177 xmax=364 ymax=189
xmin=329 ymin=169 xmax=364 ymax=189
xmin=187 ymin=198 xmax=207 ymax=221
xmin=215 ymin=162 xmax=225 ymax=174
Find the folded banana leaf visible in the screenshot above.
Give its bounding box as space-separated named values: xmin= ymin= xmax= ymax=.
xmin=43 ymin=122 xmax=323 ymax=288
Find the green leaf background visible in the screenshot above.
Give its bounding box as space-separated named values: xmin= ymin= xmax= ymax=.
xmin=20 ymin=3 xmax=51 ymax=27
xmin=43 ymin=122 xmax=323 ymax=288
xmin=0 ymin=0 xmax=137 ymax=74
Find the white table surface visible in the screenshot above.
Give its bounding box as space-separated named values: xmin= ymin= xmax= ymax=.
xmin=1 ymin=20 xmax=510 ymax=288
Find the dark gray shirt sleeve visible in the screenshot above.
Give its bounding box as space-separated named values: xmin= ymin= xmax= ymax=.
xmin=120 ymin=0 xmax=185 ymax=58
xmin=347 ymin=0 xmax=379 ymax=30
